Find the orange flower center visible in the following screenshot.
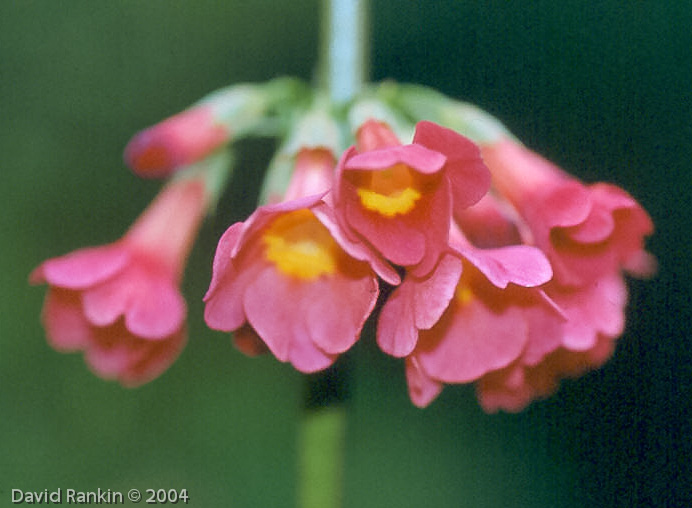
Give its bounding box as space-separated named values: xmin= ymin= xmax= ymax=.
xmin=355 ymin=163 xmax=422 ymax=217
xmin=455 ymin=278 xmax=475 ymax=306
xmin=263 ymin=209 xmax=339 ymax=280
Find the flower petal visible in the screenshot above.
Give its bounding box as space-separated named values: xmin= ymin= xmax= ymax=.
xmin=118 ymin=328 xmax=187 ymax=387
xmin=126 ymin=275 xmax=186 ymax=340
xmin=344 ymin=196 xmax=426 ymax=266
xmin=30 ymin=245 xmax=129 ymax=289
xmin=305 ymin=274 xmax=378 ymax=354
xmin=243 ymin=267 xmax=335 ymax=372
xmin=413 ymin=121 xmax=491 ymax=210
xmin=459 ymin=245 xmax=553 ymax=289
xmin=378 ymin=254 xmax=462 ymax=357
xmin=345 ymin=144 xmax=446 ymax=175
xmin=42 ymin=289 xmax=93 ymax=351
xmin=405 ymin=357 xmax=443 ymax=408
xmin=416 ymin=300 xmax=528 ymax=383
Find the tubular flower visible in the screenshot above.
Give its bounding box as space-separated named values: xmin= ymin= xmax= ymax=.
xmin=449 ymin=179 xmax=644 ymax=411
xmin=30 ymin=177 xmax=209 ymax=386
xmin=203 ymin=194 xmax=398 ymax=373
xmin=334 ymin=120 xmax=490 ymax=277
xmin=474 ymin=272 xmax=630 ymax=412
xmin=476 ymin=330 xmax=620 ymax=413
xmin=124 ymin=106 xmax=229 ymax=178
xmin=481 ymin=137 xmax=655 ymax=287
xmin=402 ymin=234 xmax=556 ymax=408
xmin=282 ymin=147 xmax=336 ymax=203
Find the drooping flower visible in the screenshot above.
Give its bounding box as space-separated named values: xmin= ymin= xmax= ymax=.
xmin=473 ymin=271 xmax=629 ymax=412
xmin=481 ymin=137 xmax=655 ymax=287
xmin=124 ymin=79 xmax=307 ymax=179
xmin=401 ymin=233 xmax=556 ymax=408
xmin=448 ymin=175 xmax=645 ymax=411
xmin=124 ymin=105 xmax=230 ymax=178
xmin=203 ymin=193 xmax=399 ymax=373
xmin=334 ymin=120 xmax=490 ymax=277
xmin=30 ymin=176 xmax=209 ymax=386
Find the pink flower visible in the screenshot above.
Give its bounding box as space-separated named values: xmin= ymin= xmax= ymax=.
xmin=473 ymin=272 xmax=629 ymax=412
xmin=450 ymin=180 xmax=639 ymax=411
xmin=30 ymin=177 xmax=209 ymax=386
xmin=476 ymin=333 xmax=619 ymax=413
xmin=481 ymin=137 xmax=655 ymax=287
xmin=281 ymin=147 xmax=336 ymax=203
xmin=203 ymin=194 xmax=399 ymax=373
xmin=124 ymin=106 xmax=230 ymax=178
xmin=401 ymin=235 xmax=556 ymax=408
xmin=334 ymin=120 xmax=490 ymax=277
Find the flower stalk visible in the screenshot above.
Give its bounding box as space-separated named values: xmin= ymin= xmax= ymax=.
xmin=297 ymin=1 xmax=370 ymax=506
xmin=320 ymin=0 xmax=368 ymax=104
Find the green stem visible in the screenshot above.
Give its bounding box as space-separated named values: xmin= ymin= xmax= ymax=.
xmin=297 ymin=405 xmax=346 ymax=508
xmin=320 ymin=0 xmax=369 ymax=103
xmin=297 ymin=3 xmax=367 ymax=506
xmin=298 ymin=361 xmax=351 ymax=508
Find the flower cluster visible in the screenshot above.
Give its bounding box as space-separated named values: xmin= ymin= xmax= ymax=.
xmin=31 ymin=80 xmax=654 ymax=411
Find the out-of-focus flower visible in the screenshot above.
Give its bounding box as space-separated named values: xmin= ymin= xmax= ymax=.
xmin=474 ymin=272 xmax=629 ymax=412
xmin=481 ymin=137 xmax=655 ymax=287
xmin=204 ymin=193 xmax=398 ymax=373
xmin=334 ymin=120 xmax=490 ymax=277
xmin=124 ymin=106 xmax=230 ymax=178
xmin=30 ymin=176 xmax=209 ymax=386
xmin=445 ymin=149 xmax=654 ymax=411
xmin=402 ymin=233 xmax=556 ymax=408
xmin=124 ymin=78 xmax=307 ymax=179
xmin=281 ymin=148 xmax=336 ymax=203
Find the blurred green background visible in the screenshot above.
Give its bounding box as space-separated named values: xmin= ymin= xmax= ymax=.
xmin=1 ymin=1 xmax=690 ymax=507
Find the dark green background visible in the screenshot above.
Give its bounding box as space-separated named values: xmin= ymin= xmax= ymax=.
xmin=1 ymin=2 xmax=689 ymax=507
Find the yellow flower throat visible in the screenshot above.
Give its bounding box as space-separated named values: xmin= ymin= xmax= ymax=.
xmin=263 ymin=209 xmax=339 ymax=280
xmin=356 ymin=163 xmax=422 ymax=217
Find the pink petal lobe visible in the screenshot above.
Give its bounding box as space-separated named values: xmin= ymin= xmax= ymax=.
xmin=406 ymin=357 xmax=443 ymax=408
xmin=205 ymin=223 xmax=244 ymax=297
xmin=126 ymin=275 xmax=186 ymax=340
xmin=416 ymin=300 xmax=528 ymax=383
xmin=378 ymin=254 xmax=462 ymax=357
xmin=413 ymin=121 xmax=491 ymax=209
xmin=243 ymin=268 xmax=335 ymax=372
xmin=459 ymin=245 xmax=553 ymax=289
xmin=557 ymin=274 xmax=627 ymax=351
xmin=233 ymin=325 xmax=270 ymax=357
xmin=31 ymin=245 xmax=129 ymax=289
xmin=85 ymin=322 xmax=186 ymax=386
xmin=204 ymin=223 xmax=266 ymax=333
xmin=312 ymin=201 xmax=400 ymax=285
xmin=305 ymin=275 xmax=378 ymax=354
xmin=412 ymin=254 xmax=463 ymax=329
xmin=120 ymin=329 xmax=187 ymax=387
xmin=536 ymin=181 xmax=592 ymax=229
xmin=377 ymin=283 xmax=417 ymax=357
xmin=344 ymin=198 xmax=426 ymax=266
xmin=42 ymin=289 xmax=93 ymax=351
xmin=406 ymin=183 xmax=453 ymax=277
xmin=566 ymin=204 xmax=615 ymax=243
xmin=345 ymin=144 xmax=446 ymax=175
xmin=81 ymin=274 xmax=132 ymax=328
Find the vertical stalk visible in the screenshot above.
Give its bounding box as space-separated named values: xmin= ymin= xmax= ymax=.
xmin=297 ymin=405 xmax=347 ymax=508
xmin=298 ymin=360 xmax=351 ymax=508
xmin=320 ymin=0 xmax=369 ymax=103
xmin=298 ymin=3 xmax=368 ymax=506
